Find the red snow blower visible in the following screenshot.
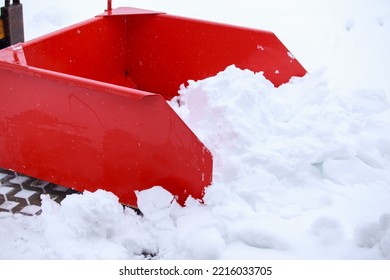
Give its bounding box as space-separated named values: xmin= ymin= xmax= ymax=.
xmin=0 ymin=1 xmax=306 ymax=207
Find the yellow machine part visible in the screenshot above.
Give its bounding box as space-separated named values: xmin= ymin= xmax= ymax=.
xmin=0 ymin=19 xmax=4 ymax=40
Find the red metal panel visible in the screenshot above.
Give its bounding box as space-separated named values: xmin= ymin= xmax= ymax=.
xmin=0 ymin=8 xmax=306 ymax=207
xmin=22 ymin=16 xmax=136 ymax=89
xmin=0 ymin=59 xmax=212 ymax=207
xmin=21 ymin=12 xmax=306 ymax=101
xmin=124 ymin=14 xmax=307 ymax=100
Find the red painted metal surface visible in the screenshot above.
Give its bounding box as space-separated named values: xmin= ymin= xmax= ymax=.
xmin=0 ymin=7 xmax=306 ymax=207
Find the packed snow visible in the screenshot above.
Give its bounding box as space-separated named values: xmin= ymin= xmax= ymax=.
xmin=1 ymin=0 xmax=390 ymax=259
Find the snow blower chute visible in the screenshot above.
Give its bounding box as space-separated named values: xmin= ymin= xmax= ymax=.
xmin=0 ymin=1 xmax=306 ymax=207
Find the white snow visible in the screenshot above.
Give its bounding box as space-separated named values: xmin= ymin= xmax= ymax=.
xmin=14 ymin=189 xmax=35 ymax=200
xmin=1 ymin=0 xmax=390 ymax=259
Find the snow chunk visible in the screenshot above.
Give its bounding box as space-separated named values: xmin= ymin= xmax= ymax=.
xmin=310 ymin=217 xmax=344 ymax=245
xmin=234 ymin=221 xmax=287 ymax=250
xmin=322 ymin=157 xmax=374 ymax=185
xmin=39 ymin=190 xmax=157 ymax=259
xmin=176 ymin=226 xmax=226 ymax=259
xmin=136 ymin=186 xmax=175 ymax=217
xmin=354 ymin=214 xmax=390 ymax=259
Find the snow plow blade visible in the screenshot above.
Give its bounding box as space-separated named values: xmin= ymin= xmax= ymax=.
xmin=0 ymin=6 xmax=306 ymax=207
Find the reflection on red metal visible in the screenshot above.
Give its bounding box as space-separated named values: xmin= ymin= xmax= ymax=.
xmin=0 ymin=7 xmax=306 ymax=207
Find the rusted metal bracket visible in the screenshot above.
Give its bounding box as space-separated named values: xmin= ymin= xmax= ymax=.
xmin=0 ymin=0 xmax=24 ymax=49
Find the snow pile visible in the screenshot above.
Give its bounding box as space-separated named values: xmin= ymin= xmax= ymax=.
xmin=354 ymin=214 xmax=390 ymax=259
xmin=38 ymin=191 xmax=158 ymax=259
xmin=1 ymin=0 xmax=390 ymax=259
xmin=1 ymin=66 xmax=390 ymax=259
xmin=170 ymin=66 xmax=390 ymax=259
xmin=0 ymin=190 xmax=158 ymax=259
xmin=174 ymin=65 xmax=390 ymax=202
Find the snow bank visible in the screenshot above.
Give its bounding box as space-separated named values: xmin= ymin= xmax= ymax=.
xmin=1 ymin=65 xmax=390 ymax=259
xmin=170 ymin=65 xmax=390 ymax=259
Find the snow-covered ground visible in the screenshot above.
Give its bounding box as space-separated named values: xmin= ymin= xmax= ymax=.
xmin=1 ymin=0 xmax=390 ymax=259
